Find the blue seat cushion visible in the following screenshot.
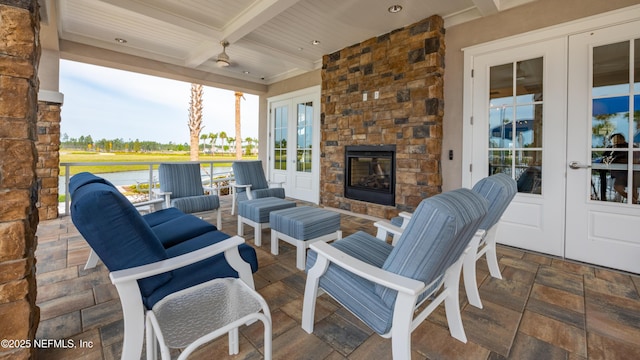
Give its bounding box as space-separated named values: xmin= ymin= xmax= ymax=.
xmin=238 ymin=197 xmax=295 ymax=223
xmin=306 ymin=231 xmax=395 ymax=335
xmin=70 ymin=182 xmax=171 ymax=298
xmin=236 ymin=187 xmax=285 ymax=202
xmin=143 ymin=207 xmax=185 ymax=227
xmin=171 ymin=194 xmax=220 ymax=214
xmin=270 ymin=206 xmax=340 ymax=240
xmin=472 ymin=173 xmax=517 ymax=231
xmin=152 ymin=215 xmax=218 ymax=248
xmin=145 ymin=231 xmax=259 ymax=308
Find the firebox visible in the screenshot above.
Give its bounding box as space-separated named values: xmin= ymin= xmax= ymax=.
xmin=345 ymin=145 xmax=395 ymax=206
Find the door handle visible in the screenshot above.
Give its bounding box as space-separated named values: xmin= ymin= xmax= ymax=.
xmin=568 ymin=161 xmax=591 ymax=169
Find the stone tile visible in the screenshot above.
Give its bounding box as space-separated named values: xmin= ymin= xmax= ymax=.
xmin=496 ymin=245 xmax=526 ymax=260
xmin=36 ymin=311 xmax=82 ymax=340
xmin=258 ymin=280 xmax=301 ymax=311
xmin=241 ymin=308 xmax=297 ymax=350
xmin=37 ymin=270 xmax=106 ymax=303
xmin=587 ymin=331 xmax=640 ymax=359
xmin=519 ymin=310 xmax=587 ymax=357
xmin=348 ymin=333 xmax=427 ymax=360
xmin=93 ymin=283 xmax=118 ymax=304
xmin=531 ymin=283 xmax=584 ymax=312
xmin=412 ymin=320 xmax=491 ymax=360
xmin=508 ymin=332 xmax=569 ymax=360
xmin=478 ymin=274 xmax=532 ymax=312
xmin=272 ymin=326 xmax=334 ymax=360
xmin=462 ymin=300 xmax=522 ymax=356
xmin=585 ymin=290 xmax=640 ymax=345
xmin=36 ymin=266 xmax=77 ymax=287
xmin=499 ymin=256 xmax=540 ymax=276
xmin=80 ymin=299 xmax=123 ymax=331
xmin=256 ymin=261 xmax=297 ymax=285
xmin=39 ymin=289 xmax=95 ymax=321
xmin=98 ymin=319 xmax=123 ymax=348
xmin=550 ymin=259 xmax=595 ymax=277
xmin=313 ymin=311 xmax=372 ymax=356
xmin=187 ymin=332 xmax=262 ymax=360
xmin=535 ymin=265 xmax=584 ymax=296
xmin=584 ymin=273 xmax=640 ymax=301
xmin=523 ymin=252 xmax=553 ymax=266
xmin=280 ymin=271 xmax=307 ymax=294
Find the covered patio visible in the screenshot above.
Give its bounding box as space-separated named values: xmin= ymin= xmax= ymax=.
xmin=3 ymin=0 xmax=640 ymax=359
xmin=34 ymin=195 xmax=640 ymax=359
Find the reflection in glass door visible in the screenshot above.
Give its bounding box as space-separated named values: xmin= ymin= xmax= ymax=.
xmin=273 ymin=105 xmax=288 ymax=171
xmin=590 ymin=39 xmax=640 ymax=204
xmin=296 ymin=102 xmax=313 ymax=173
xmin=488 ymin=58 xmax=544 ymax=194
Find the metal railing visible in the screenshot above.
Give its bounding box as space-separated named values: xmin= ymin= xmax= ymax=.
xmin=60 ymin=160 xmax=235 ymax=216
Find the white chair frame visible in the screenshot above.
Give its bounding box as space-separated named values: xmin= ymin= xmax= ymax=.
xmin=230 ymin=180 xmax=284 ymax=215
xmin=302 ymin=224 xmax=485 ymax=359
xmin=109 ymin=236 xmax=255 ymax=360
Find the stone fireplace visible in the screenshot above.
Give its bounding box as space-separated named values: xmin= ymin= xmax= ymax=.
xmin=345 ymin=145 xmax=395 ymax=206
xmin=320 ymin=15 xmax=445 ymax=219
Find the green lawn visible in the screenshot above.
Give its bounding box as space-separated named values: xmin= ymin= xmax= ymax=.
xmin=59 ymin=151 xmax=257 ymax=176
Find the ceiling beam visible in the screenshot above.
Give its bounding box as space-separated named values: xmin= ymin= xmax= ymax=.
xmin=471 ymin=0 xmax=500 ymax=16
xmin=185 ymin=0 xmax=303 ymax=68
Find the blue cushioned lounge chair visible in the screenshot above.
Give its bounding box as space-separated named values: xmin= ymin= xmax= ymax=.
xmin=302 ymin=188 xmax=488 ymax=359
xmin=156 ymin=163 xmax=222 ymax=229
xmin=231 ymin=160 xmax=285 ymax=215
xmin=69 ymin=172 xmax=258 ymax=359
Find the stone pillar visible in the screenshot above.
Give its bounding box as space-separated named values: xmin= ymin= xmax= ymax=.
xmin=36 ymin=101 xmax=61 ymax=220
xmin=0 ymin=1 xmax=41 ymax=359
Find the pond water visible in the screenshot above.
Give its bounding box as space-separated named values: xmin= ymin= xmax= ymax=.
xmin=59 ymin=167 xmax=232 ymax=194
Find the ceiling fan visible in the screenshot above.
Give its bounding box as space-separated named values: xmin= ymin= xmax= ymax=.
xmin=216 ymin=41 xmax=231 ymax=67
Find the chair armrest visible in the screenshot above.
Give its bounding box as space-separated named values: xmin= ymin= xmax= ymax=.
xmin=132 ymin=198 xmax=165 ymax=213
xmin=309 ymin=242 xmax=424 ymax=295
xmin=374 ymin=220 xmax=404 ymax=243
xmin=151 ymin=189 xmax=171 ymax=208
xmin=268 ymin=181 xmax=284 ymax=188
xmin=399 ymin=211 xmax=412 ymax=220
xmin=110 ymin=236 xmax=246 ymax=284
xmin=202 ymin=185 xmax=218 ymax=196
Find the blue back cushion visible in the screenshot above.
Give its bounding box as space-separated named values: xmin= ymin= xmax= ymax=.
xmin=69 ymin=172 xmax=115 ymax=197
xmin=70 ymin=182 xmax=171 ymax=298
xmin=159 ymin=163 xmax=204 ymax=199
xmin=472 ymin=173 xmax=517 ymax=231
xmin=232 ymin=160 xmax=269 ymax=193
xmin=376 ymin=188 xmax=488 ymax=306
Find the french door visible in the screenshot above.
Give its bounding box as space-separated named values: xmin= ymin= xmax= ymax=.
xmin=268 ymin=87 xmax=320 ymax=204
xmin=565 ymin=21 xmax=640 ymax=274
xmin=466 ymin=17 xmax=640 ymax=273
xmin=467 ymin=38 xmax=567 ymax=256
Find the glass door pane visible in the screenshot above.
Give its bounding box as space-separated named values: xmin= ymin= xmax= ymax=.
xmin=590 ymin=39 xmax=640 ymax=204
xmin=488 ymin=57 xmax=544 ymax=194
xmin=273 ymin=105 xmax=287 ymax=170
xmin=296 ymin=101 xmax=313 ymax=173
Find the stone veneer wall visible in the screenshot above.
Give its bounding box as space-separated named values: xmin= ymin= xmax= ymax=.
xmin=0 ymin=1 xmax=41 ymax=358
xmin=36 ymin=102 xmax=61 ymax=220
xmin=320 ymin=15 xmax=445 ymax=219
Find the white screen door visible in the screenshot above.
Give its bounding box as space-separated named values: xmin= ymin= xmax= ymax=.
xmin=468 ymin=38 xmax=567 ymax=256
xmin=566 ymin=21 xmax=640 ymax=274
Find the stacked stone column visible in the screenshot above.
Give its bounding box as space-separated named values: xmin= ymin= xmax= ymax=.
xmin=0 ymin=1 xmax=41 ymax=358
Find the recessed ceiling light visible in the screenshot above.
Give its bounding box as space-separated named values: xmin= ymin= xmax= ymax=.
xmin=298 ymin=47 xmax=304 ymax=51
xmin=243 ymin=71 xmax=250 ymax=74
xmin=115 ymin=38 xmax=127 ymax=44
xmin=388 ymin=5 xmax=403 ymax=13
xmin=311 ymin=40 xmax=321 ymax=45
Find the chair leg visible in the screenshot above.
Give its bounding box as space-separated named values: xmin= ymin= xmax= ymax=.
xmin=216 ymin=208 xmax=222 ymax=230
xmin=483 ymin=226 xmax=502 ymax=279
xmin=301 ymin=255 xmax=329 ymax=333
xmin=463 ymin=235 xmax=483 ymax=309
xmin=84 ymin=249 xmax=100 ymax=270
xmin=443 ymin=259 xmax=467 ymax=343
xmin=228 ymin=328 xmax=239 ymax=355
xmin=391 ymin=293 xmax=415 ymax=359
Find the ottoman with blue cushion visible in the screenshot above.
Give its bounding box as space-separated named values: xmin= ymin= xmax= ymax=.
xmin=270 ymin=206 xmax=342 ymax=270
xmin=238 ymin=197 xmax=296 ymax=246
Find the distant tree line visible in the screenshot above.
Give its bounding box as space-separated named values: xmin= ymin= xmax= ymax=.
xmin=61 ymin=133 xmax=189 ymax=152
xmin=61 ymin=133 xmax=259 ymax=154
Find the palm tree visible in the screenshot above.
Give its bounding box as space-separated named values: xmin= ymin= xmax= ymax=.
xmin=200 ymin=133 xmax=208 ymax=153
xmin=208 ymin=132 xmax=218 ymax=155
xmin=218 ymin=131 xmax=227 ymax=154
xmin=227 ymin=137 xmax=235 ymax=154
xmin=188 ymin=83 xmax=204 ymax=160
xmin=234 ymin=92 xmax=244 ymax=159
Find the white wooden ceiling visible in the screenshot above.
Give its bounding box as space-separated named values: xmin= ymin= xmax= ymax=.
xmin=42 ymin=0 xmax=536 ymax=85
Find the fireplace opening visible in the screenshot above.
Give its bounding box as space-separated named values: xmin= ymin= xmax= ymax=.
xmin=345 ymin=145 xmax=395 ymax=206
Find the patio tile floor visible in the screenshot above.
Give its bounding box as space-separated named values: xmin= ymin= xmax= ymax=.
xmin=34 ymin=196 xmax=640 ymax=359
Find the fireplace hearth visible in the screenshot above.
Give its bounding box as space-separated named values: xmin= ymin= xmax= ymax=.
xmin=345 ymin=145 xmax=395 ymax=206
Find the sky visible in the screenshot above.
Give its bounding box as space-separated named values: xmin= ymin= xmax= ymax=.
xmin=59 ymin=59 xmax=259 ymax=145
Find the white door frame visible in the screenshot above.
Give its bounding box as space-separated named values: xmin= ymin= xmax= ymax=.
xmin=267 ymin=86 xmax=321 ymax=204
